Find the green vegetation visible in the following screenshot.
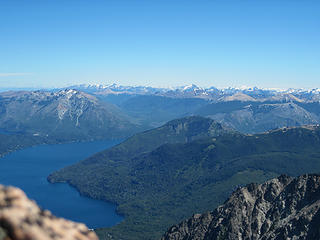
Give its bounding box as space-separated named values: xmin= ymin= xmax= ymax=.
xmin=0 ymin=134 xmax=52 ymax=157
xmin=48 ymin=117 xmax=320 ymax=240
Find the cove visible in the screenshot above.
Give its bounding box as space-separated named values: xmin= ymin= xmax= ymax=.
xmin=0 ymin=140 xmax=123 ymax=229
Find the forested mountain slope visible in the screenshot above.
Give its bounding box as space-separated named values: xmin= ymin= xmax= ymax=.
xmin=48 ymin=118 xmax=320 ymax=239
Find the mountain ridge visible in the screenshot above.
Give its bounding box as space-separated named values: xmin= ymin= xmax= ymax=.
xmin=161 ymin=174 xmax=320 ymax=240
xmin=2 ymin=86 xmax=320 ymax=135
xmin=67 ymin=84 xmax=320 ymax=132
xmin=69 ymin=84 xmax=320 ymax=103
xmin=0 ymin=89 xmax=139 ymax=141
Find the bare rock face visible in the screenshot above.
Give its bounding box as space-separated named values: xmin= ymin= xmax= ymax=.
xmin=161 ymin=174 xmax=320 ymax=240
xmin=0 ymin=185 xmax=98 ymax=240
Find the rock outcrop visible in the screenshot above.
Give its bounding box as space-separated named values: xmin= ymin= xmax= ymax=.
xmin=161 ymin=174 xmax=320 ymax=240
xmin=0 ymin=185 xmax=98 ymax=240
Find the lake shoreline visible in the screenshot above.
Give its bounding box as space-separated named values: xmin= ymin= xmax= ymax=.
xmin=0 ymin=135 xmax=126 ymax=158
xmin=49 ymin=179 xmax=126 ymax=228
xmin=0 ymin=139 xmax=124 ymax=229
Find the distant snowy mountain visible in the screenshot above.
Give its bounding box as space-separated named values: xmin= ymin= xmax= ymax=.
xmin=68 ymin=84 xmax=320 ymax=103
xmin=69 ymin=84 xmax=168 ymax=95
xmin=1 ymin=85 xmax=320 ymax=136
xmin=50 ymin=84 xmax=320 ymax=134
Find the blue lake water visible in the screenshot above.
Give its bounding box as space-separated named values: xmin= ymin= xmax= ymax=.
xmin=0 ymin=140 xmax=123 ymax=229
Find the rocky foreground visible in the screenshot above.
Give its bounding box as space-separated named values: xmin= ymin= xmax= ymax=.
xmin=162 ymin=174 xmax=320 ymax=240
xmin=0 ymin=185 xmax=97 ymax=240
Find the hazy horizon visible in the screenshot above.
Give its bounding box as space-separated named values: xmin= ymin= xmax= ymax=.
xmin=1 ymin=82 xmax=320 ymax=93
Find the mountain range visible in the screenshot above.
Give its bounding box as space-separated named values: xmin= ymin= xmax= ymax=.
xmin=48 ymin=116 xmax=320 ymax=240
xmin=1 ymin=85 xmax=320 ymax=141
xmin=69 ymin=83 xmax=320 ymax=102
xmin=1 ymin=84 xmax=320 ymax=239
xmin=68 ymin=84 xmax=320 ymax=132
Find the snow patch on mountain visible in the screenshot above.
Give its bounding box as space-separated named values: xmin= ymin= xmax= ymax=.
xmin=66 ymin=84 xmax=320 ymax=103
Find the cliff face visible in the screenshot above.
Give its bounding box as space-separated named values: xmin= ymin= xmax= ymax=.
xmin=162 ymin=174 xmax=320 ymax=240
xmin=0 ymin=185 xmax=97 ymax=240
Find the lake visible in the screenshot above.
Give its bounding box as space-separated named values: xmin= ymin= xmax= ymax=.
xmin=0 ymin=140 xmax=124 ymax=229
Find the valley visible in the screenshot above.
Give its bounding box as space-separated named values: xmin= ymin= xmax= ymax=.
xmin=1 ymin=85 xmax=320 ymax=240
xmin=2 ymin=2 xmax=319 ymax=239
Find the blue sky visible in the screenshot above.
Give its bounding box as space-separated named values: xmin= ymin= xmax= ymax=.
xmin=0 ymin=0 xmax=319 ymax=89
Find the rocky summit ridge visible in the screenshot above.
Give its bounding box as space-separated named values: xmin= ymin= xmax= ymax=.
xmin=162 ymin=174 xmax=320 ymax=240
